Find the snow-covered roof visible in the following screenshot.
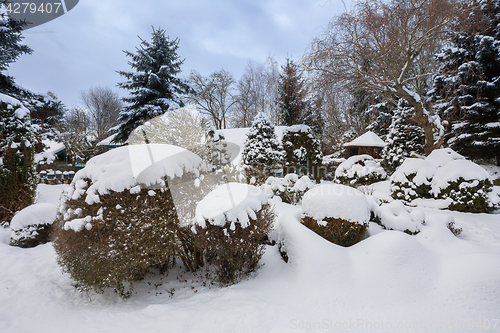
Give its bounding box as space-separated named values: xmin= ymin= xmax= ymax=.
xmin=195 ymin=183 xmax=269 ymax=229
xmin=69 ymin=144 xmax=203 ymax=204
xmin=344 ymin=131 xmax=385 ymax=148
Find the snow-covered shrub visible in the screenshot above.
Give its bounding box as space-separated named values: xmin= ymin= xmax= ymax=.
xmin=334 ymin=155 xmax=387 ymax=186
xmin=10 ymin=203 xmax=58 ymax=247
xmin=262 ymin=174 xmax=316 ymax=204
xmin=52 ymin=145 xmax=205 ymax=295
xmin=0 ymin=95 xmax=38 ymax=224
xmin=390 ymin=148 xmax=499 ymax=212
xmin=301 ymin=184 xmax=369 ymax=246
xmin=369 ymin=200 xmax=424 ymax=235
xmin=381 ymin=99 xmax=425 ymax=172
xmin=282 ymin=125 xmax=323 ymax=181
xmin=242 ymin=113 xmax=284 ymax=185
xmin=194 ymin=183 xmax=274 ymax=285
xmin=322 ymin=155 xmax=345 ymax=180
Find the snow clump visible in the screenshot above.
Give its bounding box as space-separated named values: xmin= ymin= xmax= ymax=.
xmin=334 ymin=154 xmax=387 ymax=186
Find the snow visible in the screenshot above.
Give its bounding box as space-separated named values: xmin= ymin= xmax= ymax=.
xmin=9 ymin=203 xmax=58 ymax=231
xmin=195 ymin=183 xmax=269 ymax=229
xmin=302 ymin=184 xmax=370 ymax=224
xmin=373 ymin=201 xmax=424 ymax=233
xmin=344 ymin=131 xmax=386 ymax=148
xmin=334 ymin=154 xmax=386 ymax=180
xmin=96 ymin=133 xmax=120 ymax=146
xmin=0 ymin=92 xmax=29 ymax=118
xmin=391 ymin=158 xmax=436 ymax=186
xmin=1 ymin=181 xmax=500 ymax=332
xmin=425 ymin=147 xmax=465 ymax=168
xmin=432 ymin=159 xmax=490 ymax=194
xmin=70 ymin=144 xmax=203 ymax=205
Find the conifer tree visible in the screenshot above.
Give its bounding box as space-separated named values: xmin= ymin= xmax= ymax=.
xmin=429 ymin=0 xmax=500 ymax=164
xmin=0 ymin=95 xmax=37 ymax=224
xmin=278 ymin=59 xmax=306 ymax=126
xmin=115 ymin=27 xmax=195 ymax=142
xmin=382 ymin=99 xmax=425 ymax=172
xmin=0 ymin=1 xmax=32 ymax=97
xmin=282 ymin=125 xmax=323 ymax=180
xmin=242 ymin=112 xmax=284 ymax=169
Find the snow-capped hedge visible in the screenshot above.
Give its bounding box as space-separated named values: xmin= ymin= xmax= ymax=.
xmin=53 ymin=144 xmax=207 ymax=295
xmin=334 ymin=155 xmax=387 ymax=186
xmin=301 ymin=184 xmax=369 ymax=246
xmin=9 ymin=203 xmax=58 ymax=247
xmin=194 ymin=183 xmax=274 ymax=285
xmin=391 ymin=148 xmax=499 ymax=212
xmin=262 ymin=174 xmax=316 ymax=204
xmin=369 ymin=199 xmax=424 ymax=235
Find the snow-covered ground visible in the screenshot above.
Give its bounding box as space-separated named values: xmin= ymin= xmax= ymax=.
xmin=0 ymin=182 xmax=499 ymax=333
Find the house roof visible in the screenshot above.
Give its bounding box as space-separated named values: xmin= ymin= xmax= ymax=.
xmin=344 ymin=131 xmax=385 ymax=148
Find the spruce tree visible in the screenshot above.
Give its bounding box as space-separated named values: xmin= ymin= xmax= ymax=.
xmin=429 ymin=0 xmax=500 ymax=164
xmin=0 ymin=95 xmax=37 ymax=224
xmin=0 ymin=1 xmax=32 ymax=97
xmin=278 ymin=58 xmax=306 ymax=126
xmin=115 ymin=27 xmax=195 ymax=142
xmin=242 ymin=112 xmax=284 ymax=168
xmin=382 ymin=99 xmax=425 ymax=172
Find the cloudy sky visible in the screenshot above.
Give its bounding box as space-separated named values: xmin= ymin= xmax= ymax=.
xmin=7 ymin=0 xmax=351 ymax=107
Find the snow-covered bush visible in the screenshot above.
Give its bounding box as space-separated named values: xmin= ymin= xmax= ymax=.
xmin=369 ymin=199 xmax=424 ymax=235
xmin=194 ymin=183 xmax=274 ymax=285
xmin=334 ymin=155 xmax=387 ymax=186
xmin=52 ymin=144 xmax=205 ymax=295
xmin=242 ymin=113 xmax=284 ymax=185
xmin=301 ymin=184 xmax=369 ymax=246
xmin=10 ymin=203 xmax=58 ymax=247
xmin=262 ymin=174 xmax=316 ymax=204
xmin=282 ymin=125 xmax=323 ymax=181
xmin=0 ymin=94 xmax=38 ymax=224
xmin=391 ymin=148 xmax=499 ymax=212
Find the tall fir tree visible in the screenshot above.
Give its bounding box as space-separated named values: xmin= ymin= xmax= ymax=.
xmin=242 ymin=112 xmax=284 ymax=168
xmin=0 ymin=1 xmax=32 ymax=98
xmin=382 ymin=99 xmax=425 ymax=172
xmin=278 ymin=58 xmax=306 ymax=126
xmin=429 ymin=0 xmax=500 ymax=164
xmin=115 ymin=27 xmax=195 ymax=142
xmin=0 ymin=95 xmax=37 ymax=224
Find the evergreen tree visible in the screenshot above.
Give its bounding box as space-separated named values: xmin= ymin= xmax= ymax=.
xmin=278 ymin=58 xmax=306 ymax=126
xmin=282 ymin=125 xmax=323 ymax=181
xmin=0 ymin=94 xmax=37 ymax=224
xmin=27 ymin=92 xmax=65 ymax=130
xmin=0 ymin=2 xmax=32 ymax=97
xmin=301 ymin=98 xmax=324 ymax=138
xmin=366 ymin=98 xmax=395 ymax=141
xmin=382 ymin=99 xmax=425 ymax=172
xmin=242 ymin=112 xmax=284 ymax=168
xmin=429 ymin=0 xmax=500 ymax=164
xmin=115 ymin=27 xmax=194 ymax=142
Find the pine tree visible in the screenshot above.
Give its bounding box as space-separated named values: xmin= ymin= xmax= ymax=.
xmin=429 ymin=0 xmax=500 ymax=164
xmin=382 ymin=99 xmax=425 ymax=172
xmin=278 ymin=59 xmax=306 ymax=126
xmin=242 ymin=112 xmax=284 ymax=168
xmin=301 ymin=99 xmax=324 ymax=138
xmin=0 ymin=94 xmax=37 ymax=224
xmin=0 ymin=2 xmax=32 ymax=97
xmin=115 ymin=27 xmax=195 ymax=142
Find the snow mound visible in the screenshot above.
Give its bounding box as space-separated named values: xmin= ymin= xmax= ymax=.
xmin=432 ymin=159 xmax=490 ymax=194
xmin=373 ymin=201 xmax=424 ymax=233
xmin=262 ymin=174 xmax=316 ymax=204
xmin=195 ymin=183 xmax=268 ymax=229
xmin=302 ymin=184 xmax=369 ymax=224
xmin=425 ymin=147 xmax=465 ymax=168
xmin=391 ymin=158 xmax=435 ymax=186
xmin=70 ymin=144 xmax=203 ymax=204
xmin=10 ymin=203 xmax=58 ymax=231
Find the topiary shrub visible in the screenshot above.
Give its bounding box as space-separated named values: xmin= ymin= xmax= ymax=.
xmin=262 ymin=174 xmax=316 ymax=204
xmin=194 ymin=183 xmax=274 ymax=285
xmin=334 ymin=155 xmax=387 ymax=186
xmin=10 ymin=203 xmax=58 ymax=248
xmin=52 ymin=144 xmax=205 ymax=295
xmin=301 ymin=184 xmax=369 ymax=246
xmin=282 ymin=125 xmax=323 ymax=181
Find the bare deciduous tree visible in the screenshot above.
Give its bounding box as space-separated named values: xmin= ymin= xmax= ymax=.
xmin=187 ymin=70 xmax=237 ymax=129
xmin=304 ymin=0 xmax=457 ymax=153
xmin=81 ymin=86 xmax=122 ymax=142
